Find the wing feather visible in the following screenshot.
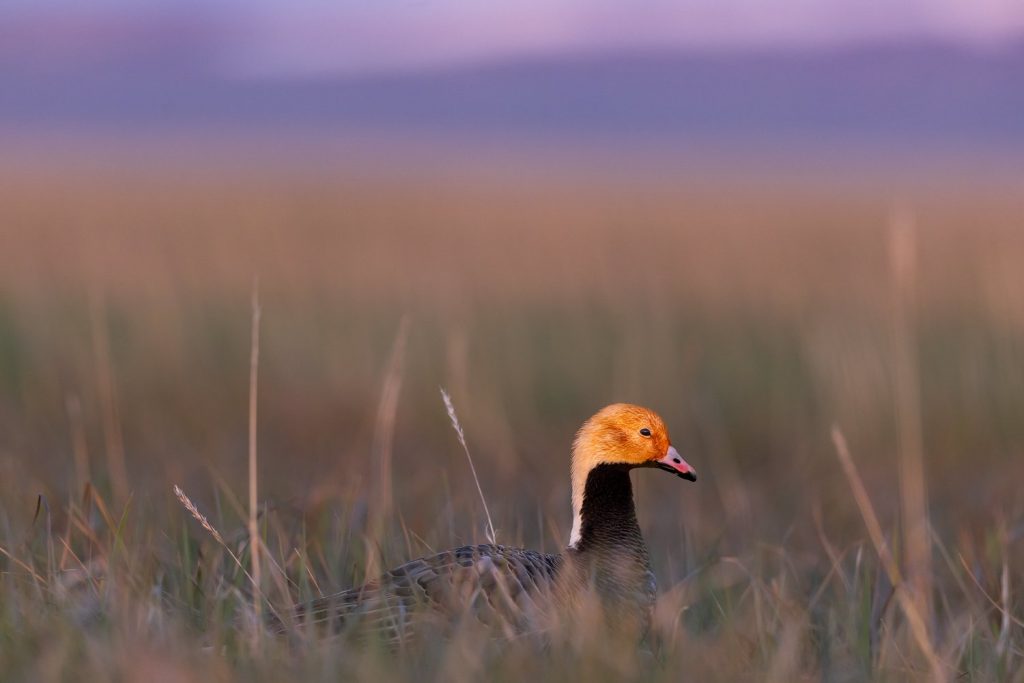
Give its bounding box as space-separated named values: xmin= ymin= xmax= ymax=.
xmin=281 ymin=544 xmax=563 ymax=641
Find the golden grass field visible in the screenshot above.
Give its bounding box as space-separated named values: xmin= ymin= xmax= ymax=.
xmin=0 ymin=164 xmax=1023 ymax=681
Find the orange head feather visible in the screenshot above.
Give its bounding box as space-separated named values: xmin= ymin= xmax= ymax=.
xmin=568 ymin=404 xmax=696 ymax=546
xmin=572 ymin=403 xmax=671 ymax=471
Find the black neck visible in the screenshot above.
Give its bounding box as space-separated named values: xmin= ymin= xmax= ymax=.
xmin=575 ymin=464 xmax=646 ymax=555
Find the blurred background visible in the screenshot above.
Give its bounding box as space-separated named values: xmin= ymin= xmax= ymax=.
xmin=4 ymin=0 xmax=1024 ymax=553
xmin=1 ymin=2 xmax=1024 ymax=678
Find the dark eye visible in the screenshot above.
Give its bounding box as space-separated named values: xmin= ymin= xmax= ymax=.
xmin=639 ymin=428 xmax=651 ymax=437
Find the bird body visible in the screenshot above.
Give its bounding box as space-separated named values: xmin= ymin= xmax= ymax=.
xmin=283 ymin=404 xmax=696 ymax=643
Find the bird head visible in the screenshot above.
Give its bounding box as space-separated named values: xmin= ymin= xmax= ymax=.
xmin=572 ymin=403 xmax=697 ymax=482
xmin=567 ymin=403 xmax=696 ymax=548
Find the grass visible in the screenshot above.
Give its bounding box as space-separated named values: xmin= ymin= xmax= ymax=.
xmin=0 ymin=166 xmax=1022 ymax=681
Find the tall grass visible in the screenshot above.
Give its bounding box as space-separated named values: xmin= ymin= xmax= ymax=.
xmin=441 ymin=387 xmax=496 ymax=546
xmin=247 ymin=279 xmax=263 ymax=636
xmin=0 ymin=168 xmax=1022 ymax=681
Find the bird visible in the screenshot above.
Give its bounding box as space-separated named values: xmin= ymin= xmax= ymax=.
xmin=279 ymin=403 xmax=697 ymax=644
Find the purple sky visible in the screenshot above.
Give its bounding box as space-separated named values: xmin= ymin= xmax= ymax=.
xmin=5 ymin=0 xmax=1024 ymax=77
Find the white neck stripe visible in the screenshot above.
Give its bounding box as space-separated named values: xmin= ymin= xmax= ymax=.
xmin=568 ymin=511 xmax=582 ymax=548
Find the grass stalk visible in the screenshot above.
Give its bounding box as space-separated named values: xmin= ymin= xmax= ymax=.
xmin=89 ymin=287 xmax=129 ymax=504
xmin=173 ymin=485 xmax=261 ymax=592
xmin=889 ymin=207 xmax=934 ymax=641
xmin=248 ymin=278 xmax=263 ymax=634
xmin=831 ymin=426 xmax=946 ymax=680
xmin=365 ymin=316 xmax=411 ymax=577
xmin=64 ymin=394 xmax=91 ymax=497
xmin=440 ymin=387 xmax=496 ymax=545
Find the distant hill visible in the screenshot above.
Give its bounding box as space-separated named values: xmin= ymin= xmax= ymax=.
xmin=3 ymin=37 xmax=1023 ymax=155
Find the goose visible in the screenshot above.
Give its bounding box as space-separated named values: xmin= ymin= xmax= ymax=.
xmin=281 ymin=403 xmax=697 ymax=643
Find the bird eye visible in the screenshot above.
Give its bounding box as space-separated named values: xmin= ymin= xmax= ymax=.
xmin=639 ymin=428 xmax=651 ymax=437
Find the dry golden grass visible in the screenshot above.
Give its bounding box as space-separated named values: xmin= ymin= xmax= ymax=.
xmin=0 ymin=165 xmax=1022 ymax=681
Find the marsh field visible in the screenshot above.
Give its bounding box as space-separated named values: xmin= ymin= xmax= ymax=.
xmin=1 ymin=163 xmax=1023 ymax=681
